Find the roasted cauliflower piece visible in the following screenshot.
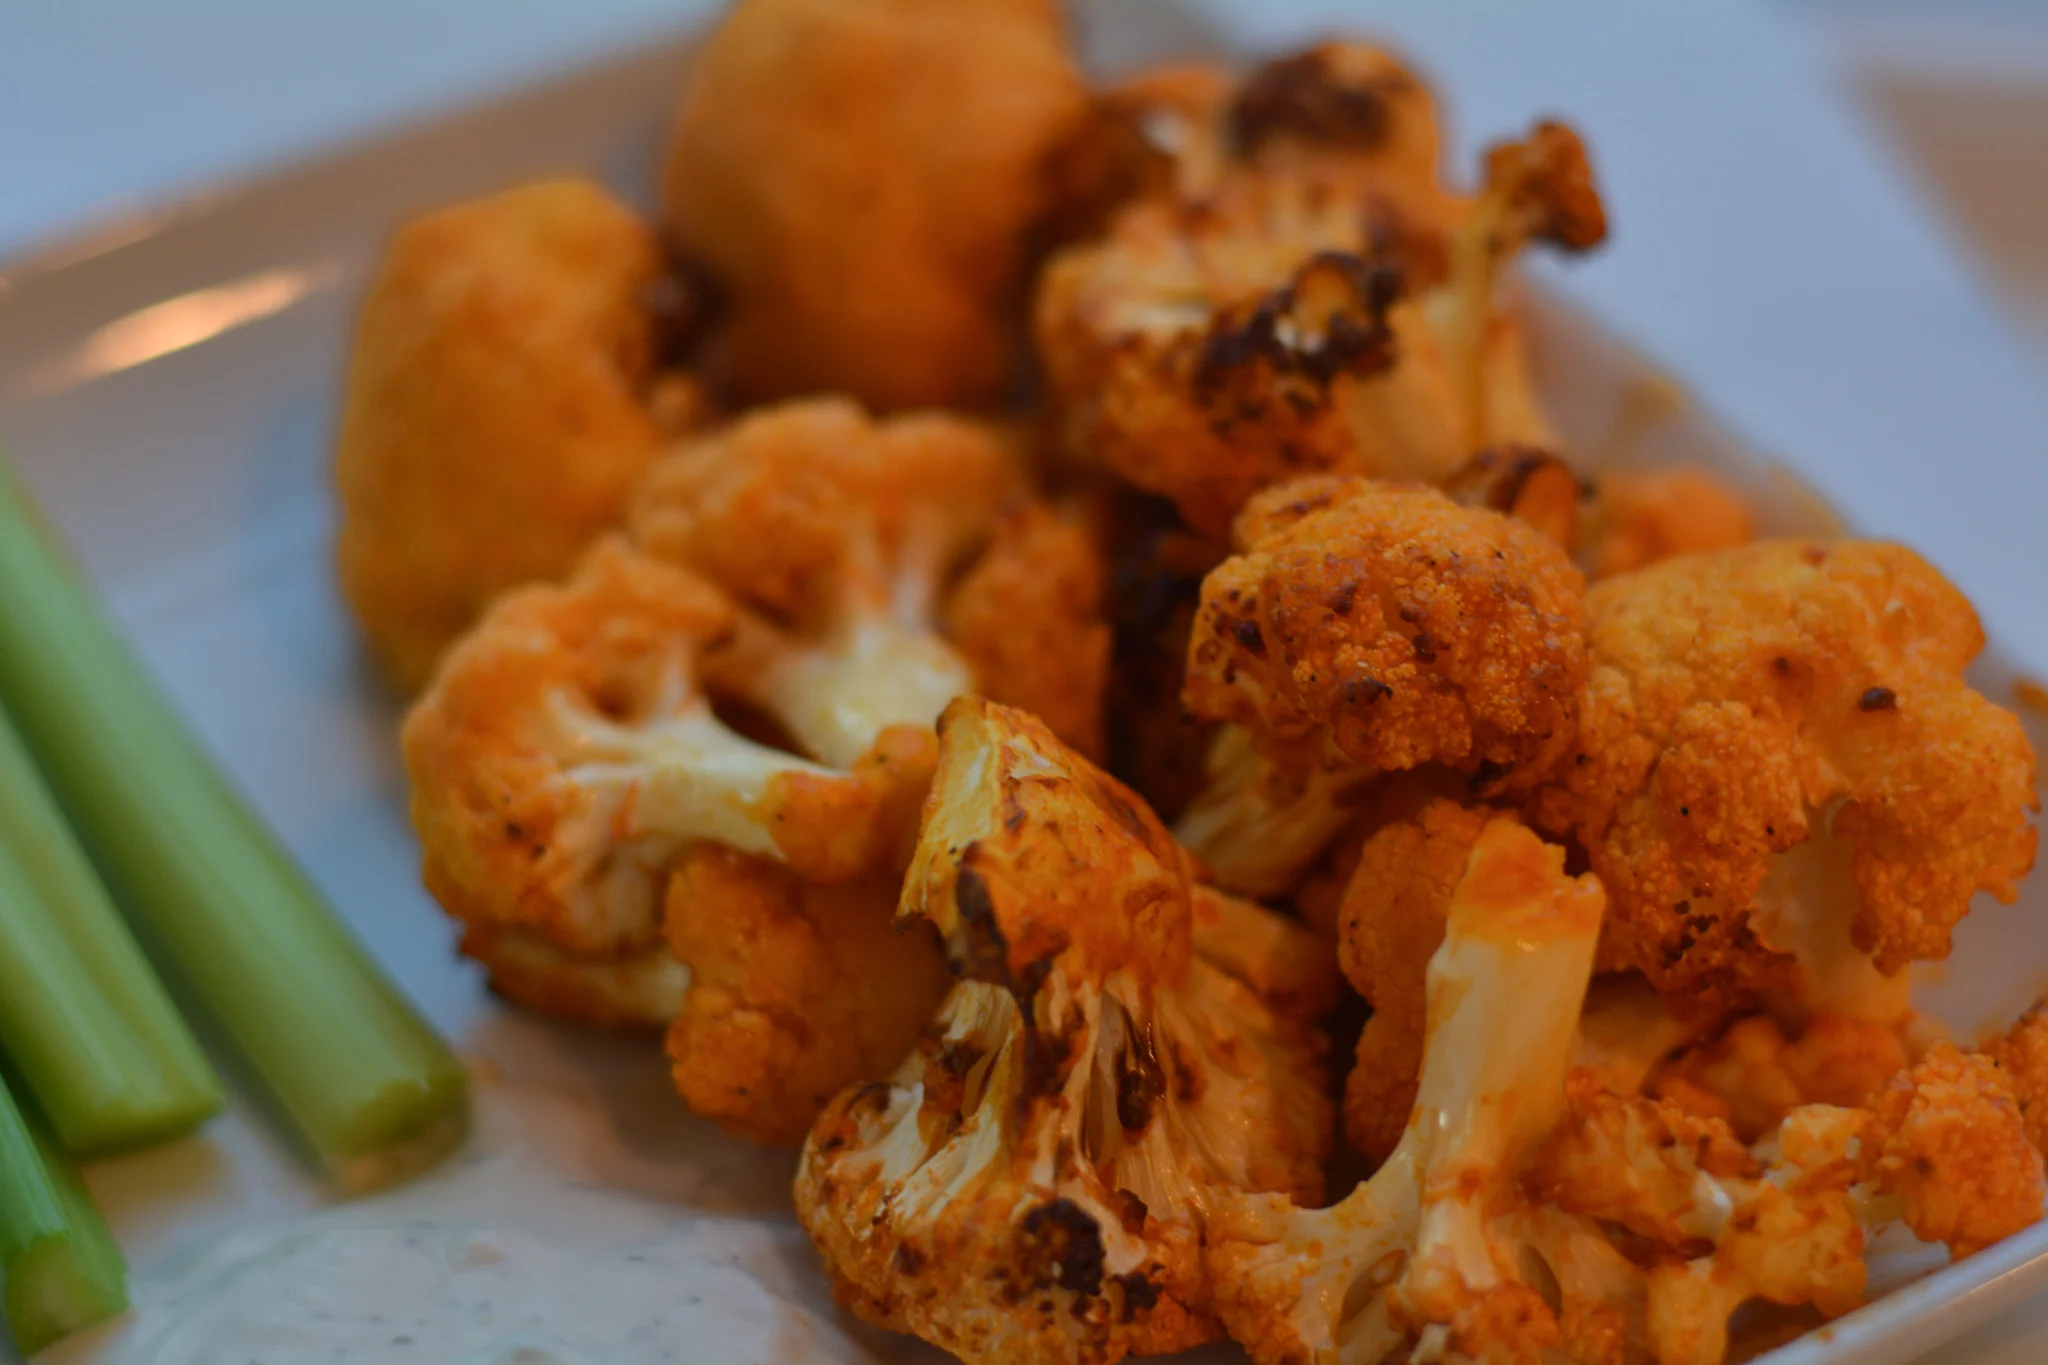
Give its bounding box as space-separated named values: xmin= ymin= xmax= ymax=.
xmin=1338 ymin=797 xmax=1493 ymax=1166
xmin=1035 ymin=172 xmax=1448 ymax=539
xmin=1047 ymin=43 xmax=1453 ymax=239
xmin=631 ymin=398 xmax=1018 ymax=771
xmin=664 ymin=845 xmax=950 ymax=1144
xmin=1540 ymin=1046 xmax=2042 ymax=1364
xmin=660 ymin=0 xmax=1087 ymax=408
xmin=1984 ymin=994 xmax=2048 ymax=1155
xmin=1580 ymin=466 xmax=1757 ymax=579
xmin=1435 ymin=120 xmax=1606 ymax=439
xmin=1857 ymin=1044 xmax=2046 ymax=1259
xmin=1216 ymin=813 xmax=2038 ymax=1365
xmin=1173 ymin=474 xmax=1584 ymax=898
xmin=1647 ymin=1011 xmax=1910 ymax=1141
xmin=403 ymin=539 xmax=914 ymax=1023
xmin=1442 ymin=442 xmax=1583 ymax=550
xmin=945 ymin=501 xmax=1112 ymax=761
xmin=1187 ymin=476 xmax=1588 ymax=788
xmin=1170 ymin=725 xmax=1378 ymax=900
xmin=1531 ymin=539 xmax=2039 ymax=1016
xmin=1035 ymin=117 xmax=1602 ymax=537
xmin=1209 ymin=817 xmax=1612 ymax=1364
xmin=1225 ymin=43 xmax=1453 ymax=224
xmin=335 ymin=178 xmax=707 ymax=692
xmin=796 ymin=699 xmax=1332 ymax=1365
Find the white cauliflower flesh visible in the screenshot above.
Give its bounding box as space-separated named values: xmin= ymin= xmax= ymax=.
xmin=795 ymin=698 xmax=1333 ymax=1365
xmin=1207 ymin=816 xmax=1609 ymax=1364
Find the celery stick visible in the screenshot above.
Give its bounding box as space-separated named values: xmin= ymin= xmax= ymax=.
xmin=0 ymin=703 xmax=223 ymax=1154
xmin=0 ymin=1074 xmax=127 ymax=1356
xmin=0 ymin=461 xmax=467 ymax=1191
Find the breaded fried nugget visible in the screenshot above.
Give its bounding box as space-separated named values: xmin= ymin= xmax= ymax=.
xmin=336 ymin=178 xmax=696 ymax=692
xmin=665 ymin=845 xmax=950 ymax=1145
xmin=1533 ymin=540 xmax=2039 ymax=1016
xmin=660 ymin=0 xmax=1087 ymax=409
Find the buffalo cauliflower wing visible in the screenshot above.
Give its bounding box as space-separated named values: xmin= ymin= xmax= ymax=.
xmin=403 ymin=539 xmax=921 ymax=1026
xmin=335 ymin=178 xmax=705 ymax=691
xmin=1442 ymin=443 xmax=1583 ymax=550
xmin=664 ymin=844 xmax=950 ymax=1144
xmin=1337 ymin=796 xmax=1493 ymax=1166
xmin=1985 ymin=994 xmax=2048 ymax=1156
xmin=660 ymin=0 xmax=1087 ymax=409
xmin=1647 ymin=1011 xmax=1911 ymax=1141
xmin=1580 ymin=466 xmax=1757 ymax=579
xmin=945 ymin=500 xmax=1112 ymax=762
xmin=1530 ymin=539 xmax=2038 ymax=1017
xmin=1187 ymin=476 xmax=1588 ymax=788
xmin=1034 ymin=118 xmax=1603 ymax=537
xmin=631 ymin=397 xmax=1018 ymax=769
xmin=795 ymin=699 xmax=1332 ymax=1365
xmin=1208 ymin=816 xmax=1612 ymax=1364
xmin=1540 ymin=1046 xmax=2042 ymax=1364
xmin=1214 ymin=815 xmax=2040 ymax=1364
xmin=1045 ymin=43 xmax=1454 ymax=242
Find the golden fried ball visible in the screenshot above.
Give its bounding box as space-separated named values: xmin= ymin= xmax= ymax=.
xmin=661 ymin=0 xmax=1088 ymax=409
xmin=335 ymin=178 xmax=697 ymax=692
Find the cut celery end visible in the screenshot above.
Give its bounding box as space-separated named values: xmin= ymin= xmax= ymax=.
xmin=0 ymin=460 xmax=469 ymax=1190
xmin=0 ymin=1076 xmax=128 ymax=1356
xmin=0 ymin=703 xmax=224 ymax=1155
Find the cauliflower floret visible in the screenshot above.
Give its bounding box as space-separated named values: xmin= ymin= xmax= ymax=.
xmin=631 ymin=398 xmax=1018 ymax=772
xmin=1434 ymin=120 xmax=1606 ymax=445
xmin=1983 ymin=994 xmax=2048 ymax=1155
xmin=1035 ymin=173 xmax=1451 ymax=539
xmin=1338 ymin=797 xmax=1492 ymax=1166
xmin=1035 ymin=118 xmax=1602 ymax=537
xmin=1537 ymin=1046 xmax=2042 ymax=1364
xmin=945 ymin=501 xmax=1111 ymax=761
xmin=664 ymin=844 xmax=950 ymax=1144
xmin=335 ymin=178 xmax=707 ymax=691
xmin=1442 ymin=443 xmax=1583 ymax=550
xmin=1579 ymin=466 xmax=1756 ymax=579
xmin=1648 ymin=1012 xmax=1910 ymax=1141
xmin=795 ymin=699 xmax=1332 ymax=1365
xmin=1531 ymin=539 xmax=2039 ymax=1015
xmin=1045 ymin=43 xmax=1454 ymax=239
xmin=1860 ymin=1044 xmax=2046 ymax=1258
xmin=659 ymin=0 xmax=1087 ymax=408
xmin=1169 ymin=724 xmax=1378 ymax=900
xmin=403 ymin=539 xmax=918 ymax=1024
xmin=1207 ymin=816 xmax=1610 ymax=1364
xmin=1038 ymin=61 xmax=1234 ymax=243
xmin=1187 ymin=476 xmax=1588 ymax=787
xmin=1191 ymin=884 xmax=1343 ymax=1025
xmin=1225 ymin=43 xmax=1454 ymax=226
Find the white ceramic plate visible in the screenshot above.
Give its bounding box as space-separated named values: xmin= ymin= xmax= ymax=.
xmin=3 ymin=8 xmax=2046 ymax=1364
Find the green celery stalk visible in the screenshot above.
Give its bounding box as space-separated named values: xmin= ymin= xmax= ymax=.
xmin=0 ymin=702 xmax=224 ymax=1154
xmin=0 ymin=1073 xmax=128 ymax=1356
xmin=0 ymin=460 xmax=467 ymax=1192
